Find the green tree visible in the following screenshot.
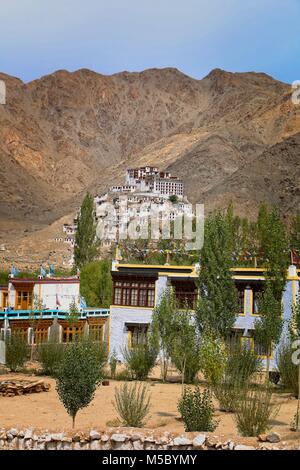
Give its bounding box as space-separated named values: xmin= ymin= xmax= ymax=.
xmin=80 ymin=260 xmax=112 ymax=307
xmin=197 ymin=211 xmax=238 ymax=337
xmin=290 ymin=215 xmax=300 ymax=251
xmin=255 ymin=285 xmax=283 ymax=382
xmin=56 ymin=339 xmax=102 ymax=428
xmin=170 ymin=309 xmax=201 ymax=389
xmin=5 ymin=334 xmax=28 ymax=372
xmin=291 ymin=293 xmax=300 ymax=430
xmin=150 ymin=288 xmax=177 ymax=381
xmin=68 ymin=298 xmax=80 ymax=326
xmin=74 ymin=193 xmax=98 ymax=269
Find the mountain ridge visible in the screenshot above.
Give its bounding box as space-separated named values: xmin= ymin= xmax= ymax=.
xmin=0 ymin=66 xmax=299 ymax=267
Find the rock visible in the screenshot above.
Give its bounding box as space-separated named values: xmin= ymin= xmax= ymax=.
xmin=89 ymin=430 xmax=101 ymax=440
xmin=90 ymin=440 xmax=100 ymax=450
xmin=258 ymin=434 xmax=268 ymax=442
xmin=235 ymin=445 xmax=256 ymax=450
xmin=173 ymin=436 xmax=192 ymax=446
xmin=206 ymin=436 xmax=218 ymax=448
xmin=72 ymin=433 xmax=81 ymax=442
xmin=228 ymin=441 xmax=235 ymax=451
xmin=8 ymin=428 xmax=18 ymax=437
xmin=131 ymin=433 xmax=144 ymax=442
xmin=133 ymin=440 xmax=144 ymax=450
xmin=111 ymin=433 xmax=127 ymax=443
xmin=24 ymin=429 xmax=33 ymax=440
xmin=101 ymin=434 xmax=110 ymax=442
xmin=192 ymin=434 xmax=206 ymax=448
xmin=266 ymin=432 xmax=281 ymax=443
xmin=51 ymin=433 xmax=64 ymax=441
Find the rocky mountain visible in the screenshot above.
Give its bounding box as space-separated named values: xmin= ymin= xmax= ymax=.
xmin=0 ymin=67 xmax=299 ymax=267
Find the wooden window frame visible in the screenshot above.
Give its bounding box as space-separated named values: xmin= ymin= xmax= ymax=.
xmin=113 ymin=278 xmax=155 ymax=308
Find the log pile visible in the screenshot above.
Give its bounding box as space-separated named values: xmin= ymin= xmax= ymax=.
xmin=0 ymin=380 xmax=50 ymax=397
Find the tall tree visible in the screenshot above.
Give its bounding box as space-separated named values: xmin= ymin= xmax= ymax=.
xmin=291 ymin=293 xmax=300 ymax=430
xmin=150 ymin=288 xmax=177 ymax=381
xmin=290 ymin=215 xmax=300 ymax=252
xmin=255 ymin=284 xmax=283 ymax=382
xmin=80 ymin=260 xmax=112 ymax=308
xmin=56 ymin=339 xmax=103 ymax=428
xmin=258 ymin=207 xmax=288 ymax=300
xmin=74 ymin=193 xmax=98 ymax=268
xmin=197 ymin=211 xmax=238 ymax=338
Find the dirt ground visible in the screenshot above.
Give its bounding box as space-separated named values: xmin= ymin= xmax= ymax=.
xmin=1 ymin=370 xmax=300 ymax=446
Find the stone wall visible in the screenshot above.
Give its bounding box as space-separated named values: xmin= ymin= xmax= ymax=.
xmin=0 ymin=428 xmax=295 ymax=450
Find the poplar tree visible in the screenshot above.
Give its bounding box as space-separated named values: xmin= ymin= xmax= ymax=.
xmin=255 ymin=284 xmax=283 ymax=383
xmin=74 ymin=193 xmax=98 ymax=268
xmin=291 ymin=293 xmax=300 ymax=430
xmin=290 ymin=215 xmax=300 ymax=252
xmin=197 ymin=211 xmax=238 ymax=338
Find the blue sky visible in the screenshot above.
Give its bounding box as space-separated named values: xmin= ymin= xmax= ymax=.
xmin=0 ymin=0 xmax=299 ymax=83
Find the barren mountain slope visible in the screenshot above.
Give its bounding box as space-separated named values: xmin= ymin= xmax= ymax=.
xmin=0 ymin=67 xmax=300 ymax=266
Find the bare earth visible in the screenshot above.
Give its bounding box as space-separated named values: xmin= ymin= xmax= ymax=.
xmin=0 ymin=372 xmax=300 ymax=447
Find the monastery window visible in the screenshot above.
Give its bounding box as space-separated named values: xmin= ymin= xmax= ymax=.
xmin=89 ymin=325 xmax=103 ymax=342
xmin=127 ymin=324 xmax=149 ymax=348
xmin=34 ymin=327 xmax=49 ymax=344
xmin=171 ymin=280 xmax=198 ymax=309
xmin=15 ymin=290 xmax=33 ymax=310
xmin=113 ymin=279 xmax=155 ymax=307
xmin=63 ymin=326 xmax=83 ymax=343
xmin=237 ymin=287 xmax=245 ymax=314
xmin=252 ymin=285 xmax=264 ymax=314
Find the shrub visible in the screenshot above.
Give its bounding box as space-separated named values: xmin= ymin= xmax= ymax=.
xmin=6 ymin=334 xmax=28 ymax=372
xmin=56 ymin=339 xmax=102 ymax=427
xmin=114 ymin=369 xmax=132 ymax=381
xmin=276 ymin=342 xmax=298 ymax=397
xmin=114 ymin=382 xmax=151 ymax=427
xmin=213 ymin=340 xmax=262 ymax=412
xmin=123 ymin=343 xmax=157 ymax=380
xmin=227 ymin=342 xmax=262 ymax=383
xmin=178 ymin=386 xmax=218 ymax=432
xmin=212 ymin=372 xmax=245 ymax=412
xmin=234 ymin=386 xmax=280 ymax=436
xmin=199 ymin=332 xmax=227 ymax=385
xmin=38 ymin=341 xmax=64 ymax=376
xmin=109 ymin=350 xmax=118 ymax=379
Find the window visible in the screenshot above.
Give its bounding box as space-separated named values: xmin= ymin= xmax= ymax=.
xmin=237 ymin=288 xmax=245 ymax=314
xmin=34 ymin=327 xmax=49 ymax=344
xmin=89 ymin=325 xmax=103 ymax=341
xmin=15 ymin=290 xmax=33 ymax=310
xmin=63 ymin=326 xmax=83 ymax=343
xmin=113 ymin=278 xmax=155 ymax=307
xmin=127 ymin=324 xmax=149 ymax=348
xmin=1 ymin=292 xmax=8 ymax=309
xmin=254 ymin=339 xmax=268 ymax=357
xmin=171 ymin=280 xmax=197 ymax=309
xmin=252 ymin=286 xmax=263 ymax=315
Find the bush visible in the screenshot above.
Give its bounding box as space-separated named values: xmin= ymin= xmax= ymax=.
xmin=56 ymin=339 xmax=103 ymax=427
xmin=114 ymin=382 xmax=151 ymax=427
xmin=123 ymin=343 xmax=157 ymax=380
xmin=178 ymin=387 xmax=218 ymax=432
xmin=6 ymin=334 xmax=28 ymax=372
xmin=276 ymin=342 xmax=298 ymax=397
xmin=213 ymin=340 xmax=262 ymax=412
xmin=234 ymin=386 xmax=280 ymax=437
xmin=38 ymin=341 xmax=65 ymax=376
xmin=227 ymin=342 xmax=262 ymax=383
xmin=109 ymin=350 xmax=118 ymax=379
xmin=199 ymin=333 xmax=227 ymax=385
xmin=212 ymin=372 xmax=245 ymax=412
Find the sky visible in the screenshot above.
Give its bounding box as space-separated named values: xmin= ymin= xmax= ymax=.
xmin=0 ymin=0 xmax=299 ymax=83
